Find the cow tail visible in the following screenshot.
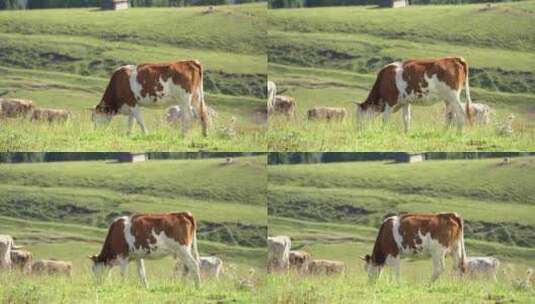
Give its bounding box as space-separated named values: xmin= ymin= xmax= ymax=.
xmin=193 ymin=60 xmax=209 ymax=136
xmin=456 ymin=214 xmax=467 ymax=274
xmin=186 ymin=212 xmax=200 ymax=263
xmin=458 ymin=57 xmax=472 ymax=124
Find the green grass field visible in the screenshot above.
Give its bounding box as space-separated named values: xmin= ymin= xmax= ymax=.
xmin=0 ymin=3 xmax=267 ymax=151
xmin=268 ymin=2 xmax=535 ymax=151
xmin=0 ymin=156 xmax=268 ymax=303
xmin=267 ymin=157 xmax=535 ymax=303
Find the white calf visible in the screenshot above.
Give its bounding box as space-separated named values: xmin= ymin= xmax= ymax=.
xmin=466 ymin=256 xmax=500 ymax=281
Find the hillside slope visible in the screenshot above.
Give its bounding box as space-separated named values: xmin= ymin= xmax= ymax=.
xmin=268 ymin=2 xmax=535 ymax=151
xmin=268 ymin=157 xmax=535 ymax=263
xmin=0 ymin=3 xmax=267 ymax=151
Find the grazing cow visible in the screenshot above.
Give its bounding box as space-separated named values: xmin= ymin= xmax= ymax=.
xmin=0 ymin=98 xmax=35 ymax=118
xmin=10 ymin=249 xmax=32 ymax=274
xmin=32 ymin=260 xmax=72 ymax=276
xmin=307 ymin=107 xmax=347 ymax=122
xmin=465 ymin=256 xmax=500 ymax=281
xmin=272 ymin=95 xmax=296 ymax=119
xmin=356 ymin=57 xmax=472 ymax=133
xmin=166 ymin=105 xmax=217 ymax=126
xmin=91 ymin=60 xmax=209 ymax=136
xmin=445 ymin=102 xmax=491 ymax=126
xmin=0 ymin=235 xmax=14 ymax=270
xmin=31 ymin=108 xmax=71 ymax=123
xmin=89 ymin=212 xmax=200 ymax=288
xmin=267 ymin=81 xmax=276 ymax=113
xmin=176 ymin=256 xmax=223 ymax=280
xmin=267 ymin=236 xmax=291 ymax=273
xmin=289 ymin=250 xmax=311 ymax=273
xmin=308 ymin=259 xmax=345 ymax=275
xmin=362 ymin=213 xmax=466 ymax=282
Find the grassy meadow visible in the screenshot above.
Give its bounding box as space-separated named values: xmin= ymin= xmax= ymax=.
xmin=267 ymin=157 xmax=535 ymax=303
xmin=268 ymin=1 xmax=535 ymax=151
xmin=0 ymin=3 xmax=267 ymax=151
xmin=0 ymin=155 xmax=268 ymax=303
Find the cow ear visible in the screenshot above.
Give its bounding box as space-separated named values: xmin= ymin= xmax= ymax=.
xmin=88 ymin=255 xmax=97 ymax=262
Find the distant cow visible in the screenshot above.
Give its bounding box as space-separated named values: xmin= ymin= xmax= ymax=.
xmin=267 ymin=236 xmax=291 ymax=273
xmin=10 ymin=249 xmax=32 ymax=274
xmin=272 ymin=95 xmax=296 ymax=119
xmin=0 ymin=235 xmax=14 ymax=270
xmin=466 ymin=256 xmax=500 ymax=281
xmin=356 ymin=57 xmax=472 ymax=133
xmin=362 ymin=213 xmax=466 ymax=282
xmin=0 ymin=98 xmax=35 ymax=118
xmin=32 ymin=259 xmax=72 ymax=276
xmin=446 ymin=102 xmax=491 ymax=125
xmin=177 ymin=256 xmax=223 ymax=280
xmin=91 ymin=60 xmax=209 ymax=136
xmin=307 ymin=107 xmax=347 ymax=122
xmin=89 ymin=212 xmax=201 ymax=288
xmin=31 ymin=108 xmax=71 ymax=123
xmin=267 ymin=81 xmax=276 ymax=113
xmin=166 ymin=105 xmax=217 ymax=126
xmin=309 ymin=259 xmax=345 ymax=275
xmin=289 ymin=250 xmax=311 ymax=273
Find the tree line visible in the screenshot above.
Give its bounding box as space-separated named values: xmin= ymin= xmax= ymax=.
xmin=268 ymin=0 xmax=515 ymax=8
xmin=0 ymin=152 xmax=263 ymax=163
xmin=268 ymin=152 xmax=534 ymax=164
xmin=0 ymin=0 xmax=260 ymax=9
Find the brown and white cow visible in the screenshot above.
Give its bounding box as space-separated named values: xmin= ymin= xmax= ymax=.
xmin=10 ymin=249 xmax=32 ymax=274
xmin=91 ymin=60 xmax=209 ymax=136
xmin=0 ymin=98 xmax=35 ymax=118
xmin=356 ymin=57 xmax=472 ymax=133
xmin=32 ymin=259 xmax=72 ymax=276
xmin=31 ymin=108 xmax=71 ymax=123
xmin=89 ymin=212 xmax=201 ymax=288
xmin=289 ymin=250 xmax=311 ymax=273
xmin=307 ymin=107 xmax=347 ymax=122
xmin=362 ymin=213 xmax=466 ymax=283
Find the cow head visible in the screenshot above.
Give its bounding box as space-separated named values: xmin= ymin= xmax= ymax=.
xmin=88 ymin=255 xmax=110 ymax=282
xmin=360 ymin=255 xmax=383 ymax=282
xmin=91 ymin=104 xmax=113 ymax=128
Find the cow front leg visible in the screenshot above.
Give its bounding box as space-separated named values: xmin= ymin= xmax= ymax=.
xmin=402 ymin=104 xmax=411 ymax=133
xmin=385 ymin=255 xmax=401 ymax=283
xmin=119 ymin=257 xmax=129 ymax=281
xmin=131 ymin=105 xmax=148 ymax=134
xmin=136 ymin=259 xmax=149 ymax=288
xmin=383 ymin=104 xmax=392 ymax=127
xmin=127 ymin=113 xmax=134 ymax=135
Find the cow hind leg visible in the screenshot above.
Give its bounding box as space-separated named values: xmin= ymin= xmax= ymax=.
xmin=177 ymin=246 xmax=201 ymax=288
xmin=447 ymin=96 xmax=465 ymax=134
xmin=127 ymin=113 xmax=134 ymax=135
xmin=431 ymin=253 xmax=446 ymax=282
xmin=136 ymin=259 xmax=149 ymax=288
xmin=179 ymin=94 xmax=193 ymax=136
